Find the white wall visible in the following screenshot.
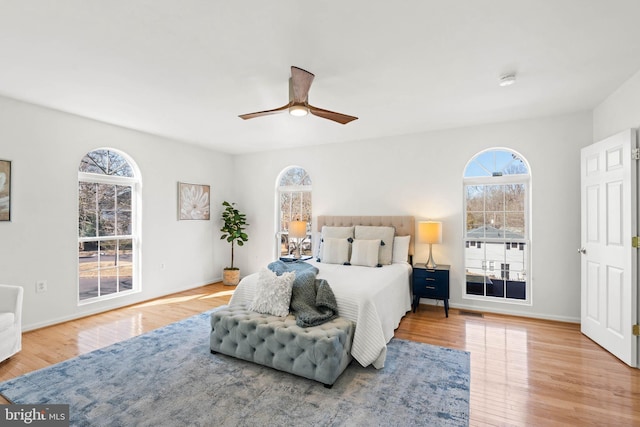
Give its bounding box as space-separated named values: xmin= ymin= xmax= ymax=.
xmin=233 ymin=112 xmax=592 ymax=322
xmin=593 ymin=68 xmax=640 ymax=141
xmin=0 ymin=96 xmax=234 ymax=330
xmin=0 ymin=92 xmax=595 ymax=329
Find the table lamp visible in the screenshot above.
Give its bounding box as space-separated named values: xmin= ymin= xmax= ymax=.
xmin=288 ymin=220 xmax=308 ymax=259
xmin=418 ymin=221 xmax=442 ymax=269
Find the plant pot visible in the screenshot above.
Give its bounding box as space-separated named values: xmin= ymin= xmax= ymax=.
xmin=223 ymin=269 xmax=240 ymax=286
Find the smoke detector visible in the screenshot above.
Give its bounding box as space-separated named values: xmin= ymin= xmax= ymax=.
xmin=499 ymin=73 xmax=516 ymax=87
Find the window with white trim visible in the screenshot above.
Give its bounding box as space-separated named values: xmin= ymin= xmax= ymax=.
xmin=276 ymin=166 xmax=312 ymax=257
xmin=463 ymin=149 xmax=530 ymax=302
xmin=78 ymin=149 xmax=140 ymax=303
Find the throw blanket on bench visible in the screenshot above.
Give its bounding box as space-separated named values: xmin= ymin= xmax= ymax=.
xmin=268 ymin=260 xmax=339 ymax=327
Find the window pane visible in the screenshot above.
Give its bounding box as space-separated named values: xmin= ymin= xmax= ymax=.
xmin=118 ymin=239 xmax=133 ymax=291
xmin=466 ymin=213 xmax=485 ymax=236
xmin=78 ymin=182 xmax=97 ymax=238
xmin=466 ymin=185 xmax=484 ymax=210
xmin=485 ymin=212 xmax=505 ymax=231
xmin=98 ymin=184 xmax=115 ymax=236
xmin=100 ymin=240 xmax=118 ymax=295
xmin=116 ymin=185 xmax=132 ymax=235
xmin=466 ymin=268 xmax=488 ymax=296
xmin=485 ymin=185 xmax=504 ymax=211
xmin=279 ymin=193 xmax=292 ymax=232
xmin=464 ymin=150 xmax=529 ymax=178
xmin=79 ymin=243 xmax=99 ymax=300
xmin=505 ymin=212 xmax=525 ymax=236
xmin=279 ymin=167 xmax=311 ymax=186
xmin=79 ymin=149 xmax=134 ymax=177
xmin=101 ymin=267 xmax=118 ymax=296
xmin=505 ymin=183 xmax=525 ymax=211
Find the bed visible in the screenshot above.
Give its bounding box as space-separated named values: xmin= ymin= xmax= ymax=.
xmin=229 ymin=215 xmax=414 ymax=369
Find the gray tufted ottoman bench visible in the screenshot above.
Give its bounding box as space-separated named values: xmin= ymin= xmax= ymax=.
xmin=210 ymin=304 xmax=354 ymax=387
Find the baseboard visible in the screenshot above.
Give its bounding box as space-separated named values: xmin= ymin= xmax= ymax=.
xmin=449 ymin=301 xmax=580 ymax=324
xmin=22 ymin=278 xmax=222 ymax=332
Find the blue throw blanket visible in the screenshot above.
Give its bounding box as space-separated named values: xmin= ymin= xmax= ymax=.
xmin=267 ymin=260 xmax=339 ymax=327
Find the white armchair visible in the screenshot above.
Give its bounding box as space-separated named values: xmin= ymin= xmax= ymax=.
xmin=0 ymin=284 xmax=24 ymax=362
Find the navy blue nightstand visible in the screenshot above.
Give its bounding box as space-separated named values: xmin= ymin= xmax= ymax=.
xmin=412 ymin=264 xmax=450 ymax=317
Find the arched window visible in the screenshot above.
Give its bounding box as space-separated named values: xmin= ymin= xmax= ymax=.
xmin=78 ymin=149 xmax=140 ymax=303
xmin=463 ymin=149 xmax=531 ymax=303
xmin=276 ymin=166 xmax=312 ymax=258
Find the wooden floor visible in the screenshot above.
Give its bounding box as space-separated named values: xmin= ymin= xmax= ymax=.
xmin=1 ymin=283 xmax=639 ymax=426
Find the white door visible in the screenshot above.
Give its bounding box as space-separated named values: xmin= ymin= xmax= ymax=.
xmin=580 ymin=128 xmax=638 ymax=367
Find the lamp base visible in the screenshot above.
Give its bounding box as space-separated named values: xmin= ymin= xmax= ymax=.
xmin=425 ymin=244 xmax=437 ymax=269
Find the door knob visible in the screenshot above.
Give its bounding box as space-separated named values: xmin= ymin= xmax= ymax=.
xmin=578 ymin=247 xmax=586 ymax=254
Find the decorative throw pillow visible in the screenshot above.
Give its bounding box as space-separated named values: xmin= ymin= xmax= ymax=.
xmin=321 ymin=237 xmax=351 ymax=264
xmin=354 ymin=226 xmax=395 ymax=265
xmin=317 ymin=226 xmax=354 ymax=261
xmin=350 ymin=239 xmax=382 ymax=267
xmin=248 ymin=268 xmax=295 ymax=317
xmin=392 ymin=235 xmax=411 ymax=263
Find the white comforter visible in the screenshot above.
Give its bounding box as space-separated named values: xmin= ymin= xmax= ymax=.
xmin=229 ymin=260 xmax=412 ymax=369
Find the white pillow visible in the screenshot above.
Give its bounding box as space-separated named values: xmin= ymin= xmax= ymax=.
xmin=350 ymin=239 xmax=381 ymax=267
xmin=248 ymin=268 xmax=295 ymax=317
xmin=321 ymin=237 xmax=350 ymax=264
xmin=317 ymin=226 xmax=354 ymax=260
xmin=392 ymin=235 xmax=411 ymax=263
xmin=321 ymin=225 xmax=355 ymax=238
xmin=354 ymin=226 xmax=395 ymax=265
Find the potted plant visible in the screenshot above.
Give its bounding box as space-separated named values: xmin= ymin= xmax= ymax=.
xmin=220 ymin=201 xmax=249 ymax=285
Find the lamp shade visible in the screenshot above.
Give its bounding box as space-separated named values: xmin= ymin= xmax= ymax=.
xmin=418 ymin=221 xmax=442 ymax=244
xmin=289 ymin=221 xmax=308 ymax=239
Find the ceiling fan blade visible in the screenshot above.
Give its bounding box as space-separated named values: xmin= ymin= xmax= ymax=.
xmin=238 ymin=103 xmax=291 ymax=120
xmin=308 ymin=104 xmax=358 ymax=125
xmin=290 ymin=66 xmax=314 ymax=103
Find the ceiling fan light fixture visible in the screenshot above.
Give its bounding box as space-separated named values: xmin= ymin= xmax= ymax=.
xmin=289 ymin=104 xmax=309 ymax=117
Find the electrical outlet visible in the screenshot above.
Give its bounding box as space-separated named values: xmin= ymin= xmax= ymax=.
xmin=36 ymin=280 xmax=47 ymax=293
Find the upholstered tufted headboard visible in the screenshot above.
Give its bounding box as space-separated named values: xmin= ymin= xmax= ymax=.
xmin=316 ymin=215 xmax=415 ymax=256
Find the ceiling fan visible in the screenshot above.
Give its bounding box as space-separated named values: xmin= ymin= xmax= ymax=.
xmin=239 ymin=66 xmax=358 ymax=125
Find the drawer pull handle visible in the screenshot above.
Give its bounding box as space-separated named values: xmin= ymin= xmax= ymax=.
xmin=425 ymin=278 xmax=436 ymax=281
xmin=426 ymin=270 xmax=436 ymax=272
xmin=425 ymin=286 xmax=436 ymax=290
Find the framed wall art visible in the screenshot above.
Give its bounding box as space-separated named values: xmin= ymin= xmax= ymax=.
xmin=178 ymin=182 xmax=210 ymax=220
xmin=0 ymin=160 xmax=11 ymax=221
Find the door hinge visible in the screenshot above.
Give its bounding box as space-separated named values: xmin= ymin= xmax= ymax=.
xmin=633 ymin=148 xmax=640 ymax=160
xmin=633 ymin=236 xmax=639 ymax=248
xmin=633 ymin=324 xmax=640 ymax=336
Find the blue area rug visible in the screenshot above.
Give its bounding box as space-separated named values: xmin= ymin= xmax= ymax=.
xmin=0 ymin=309 xmax=470 ymax=426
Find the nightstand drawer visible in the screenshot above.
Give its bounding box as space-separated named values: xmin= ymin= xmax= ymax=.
xmin=413 ymin=278 xmax=448 ymax=298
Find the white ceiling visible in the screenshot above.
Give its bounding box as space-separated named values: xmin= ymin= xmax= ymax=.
xmin=1 ymin=1 xmax=640 ymax=154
